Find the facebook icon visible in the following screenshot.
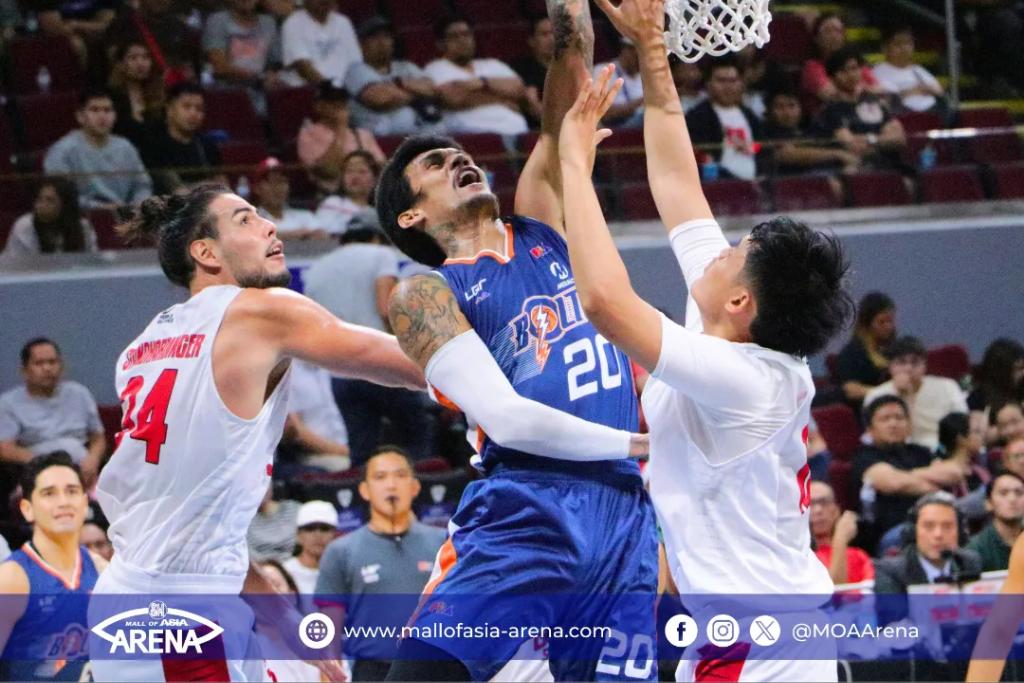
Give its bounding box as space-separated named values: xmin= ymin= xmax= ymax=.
xmin=665 ymin=614 xmax=699 ymax=648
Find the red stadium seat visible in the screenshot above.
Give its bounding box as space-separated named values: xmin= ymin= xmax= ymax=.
xmin=474 ymin=23 xmax=531 ymax=63
xmin=701 ymin=179 xmax=762 ymax=216
xmin=0 ymin=112 xmax=14 ymax=172
xmin=202 ymin=88 xmax=264 ymax=142
xmin=522 ymin=0 xmax=547 ymax=17
xmin=811 ymin=403 xmax=862 ymax=462
xmin=98 ymin=404 xmax=123 ymax=455
xmin=990 ymin=162 xmax=1024 ymax=199
xmin=15 ymin=91 xmax=79 ymax=151
xmin=967 ymin=133 xmax=1024 ymax=164
xmin=771 ymin=175 xmax=840 ymax=212
xmin=414 ymin=457 xmax=452 ymax=474
xmin=895 ymin=111 xmax=943 ymax=135
xmin=596 ymin=127 xmax=646 ymax=184
xmin=340 ymin=0 xmax=382 ymax=26
xmin=0 ymin=177 xmax=33 ymax=212
xmin=383 ymin=0 xmax=445 ymax=28
xmin=761 ymin=14 xmax=812 ymax=66
xmin=516 ymin=131 xmax=541 ymax=170
xmin=453 ymin=133 xmax=516 ymax=188
xmin=904 ymin=134 xmax=962 ymax=167
xmin=9 ymin=35 xmax=83 ymax=94
xmin=926 ymin=344 xmax=971 ymax=382
xmin=593 ymin=19 xmax=618 ymax=64
xmin=396 ymin=26 xmax=438 ymax=66
xmin=958 ymin=106 xmax=1013 ymax=130
xmin=619 ymin=182 xmax=659 ymax=221
xmin=845 ymin=171 xmax=911 ymax=207
xmin=452 ymin=0 xmax=524 ymax=24
xmin=266 ymin=86 xmax=315 ymax=145
xmin=87 ymin=208 xmax=126 ymax=251
xmin=219 ymin=140 xmax=270 ymax=185
xmin=827 ymin=459 xmax=855 ymax=512
xmin=825 ymin=354 xmax=839 ymax=385
xmin=918 ymin=165 xmax=985 ymax=203
xmin=377 ymin=134 xmax=405 ymax=156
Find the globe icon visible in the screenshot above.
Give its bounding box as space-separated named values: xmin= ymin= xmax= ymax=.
xmin=305 ymin=619 xmax=329 ymax=642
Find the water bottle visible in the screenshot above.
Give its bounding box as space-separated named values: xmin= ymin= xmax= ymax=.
xmin=700 ymin=155 xmax=719 ymax=182
xmin=919 ymin=142 xmax=937 ymax=171
xmin=25 ymin=12 xmax=38 ymax=33
xmin=859 ymin=482 xmax=876 ymax=524
xmin=236 ymin=175 xmax=250 ymax=199
xmin=36 ymin=66 xmax=51 ymax=94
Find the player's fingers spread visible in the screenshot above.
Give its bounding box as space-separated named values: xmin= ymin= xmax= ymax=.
xmin=594 ymin=0 xmax=619 ymax=20
xmin=570 ymin=79 xmax=593 ymax=115
xmin=599 ymin=78 xmax=624 ymax=115
xmin=594 ymin=129 xmax=613 ymax=146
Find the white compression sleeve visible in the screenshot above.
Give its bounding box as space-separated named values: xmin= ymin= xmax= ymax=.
xmin=668 ymin=218 xmax=730 ymax=330
xmin=425 ymin=330 xmax=632 ymax=460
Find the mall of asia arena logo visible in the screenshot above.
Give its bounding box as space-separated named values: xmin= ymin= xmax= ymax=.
xmin=91 ymin=601 xmax=224 ymax=655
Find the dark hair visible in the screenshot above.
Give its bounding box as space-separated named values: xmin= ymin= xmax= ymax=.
xmin=854 ymin=291 xmax=895 ymax=335
xmin=938 ymin=412 xmax=970 ymax=454
xmin=21 ymin=451 xmax=83 ymax=500
xmin=885 ymin=335 xmax=926 ymax=361
xmin=362 ymin=444 xmax=415 ymax=480
xmin=864 ymin=394 xmax=909 ymax=425
xmin=991 ymin=400 xmax=1024 ymax=428
xmin=987 ymin=469 xmax=1024 ymax=499
xmin=705 ymin=55 xmax=742 ymax=79
xmin=78 ymin=87 xmax=113 ymax=109
xmin=825 ymin=46 xmax=863 ymax=77
xmin=32 ymin=176 xmax=87 ymax=253
xmin=259 ymin=559 xmax=303 ymax=610
xmin=880 ymin=24 xmax=914 ymax=44
xmin=976 ymin=338 xmax=1024 ymax=407
xmin=742 ymin=217 xmax=853 ymax=357
xmin=316 ymin=81 xmax=349 ymax=103
xmin=434 ymin=14 xmax=471 ymax=40
xmin=116 ymin=184 xmax=228 ymax=287
xmin=376 ymin=135 xmax=462 ymax=267
xmin=811 ymin=12 xmax=843 ymax=45
xmin=166 ymin=80 xmax=204 ymax=103
xmin=765 ymin=85 xmax=801 ymax=108
xmin=527 ymin=13 xmax=549 ymax=36
xmin=20 ymin=337 xmax=60 ymax=366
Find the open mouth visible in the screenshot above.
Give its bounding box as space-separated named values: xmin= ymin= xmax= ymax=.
xmin=266 ymin=242 xmax=284 ymax=258
xmin=454 ymin=166 xmax=484 ymax=189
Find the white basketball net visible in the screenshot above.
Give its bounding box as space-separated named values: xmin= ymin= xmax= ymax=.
xmin=664 ymin=0 xmax=772 ymax=63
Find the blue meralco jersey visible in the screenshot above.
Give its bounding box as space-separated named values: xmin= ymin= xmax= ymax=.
xmin=436 ymin=216 xmax=640 ymax=477
xmin=1 ymin=544 xmax=97 ymax=681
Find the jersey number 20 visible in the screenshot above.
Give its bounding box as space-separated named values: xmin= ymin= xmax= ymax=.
xmin=115 ymin=369 xmax=178 ymax=464
xmin=564 ymin=334 xmax=622 ymax=401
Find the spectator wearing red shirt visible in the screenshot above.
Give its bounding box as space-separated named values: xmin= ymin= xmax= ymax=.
xmin=810 ymin=480 xmax=875 ymax=585
xmin=800 ymin=13 xmax=880 ymax=115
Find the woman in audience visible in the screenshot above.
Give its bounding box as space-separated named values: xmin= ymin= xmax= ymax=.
xmin=2 ymin=178 xmax=97 ymax=259
xmin=970 ymin=338 xmax=1024 ymax=413
xmin=835 ymin=291 xmax=896 ymax=407
xmin=298 ymin=83 xmax=386 ymax=196
xmin=800 ymin=13 xmax=881 ymax=114
xmin=992 ymin=401 xmax=1024 ymax=448
xmin=256 ymin=560 xmax=322 ymax=682
xmin=938 ymin=412 xmax=991 ymax=499
xmin=108 ymin=40 xmax=167 ymax=149
xmin=315 ymin=150 xmax=380 ymax=234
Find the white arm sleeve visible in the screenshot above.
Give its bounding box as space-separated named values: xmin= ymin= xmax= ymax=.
xmin=426 ymin=330 xmax=632 ymax=460
xmin=668 ymin=219 xmax=731 ymax=330
xmin=652 ymin=313 xmax=774 ymax=411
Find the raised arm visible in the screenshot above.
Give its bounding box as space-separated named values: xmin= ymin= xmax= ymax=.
xmin=596 ymin=0 xmax=712 ymax=228
xmin=514 ymin=0 xmax=594 ymax=234
xmin=389 ymin=275 xmax=645 ymax=459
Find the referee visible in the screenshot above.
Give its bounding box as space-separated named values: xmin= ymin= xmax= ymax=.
xmin=314 ymin=446 xmax=446 ymax=681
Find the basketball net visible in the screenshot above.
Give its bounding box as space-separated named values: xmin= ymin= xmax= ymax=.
xmin=664 ymin=0 xmax=772 ymax=63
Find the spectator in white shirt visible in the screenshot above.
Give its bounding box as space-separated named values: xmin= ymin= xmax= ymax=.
xmin=864 ymin=336 xmax=969 ymax=450
xmin=424 ymin=16 xmax=528 ymax=136
xmin=872 ymin=26 xmax=947 ymax=116
xmin=283 ymin=500 xmax=338 ymax=609
xmin=253 ymin=157 xmax=328 ymax=241
xmin=595 ymin=36 xmax=644 ymax=127
xmin=315 ymin=150 xmax=380 ymax=235
xmin=281 ymin=0 xmax=361 ymax=86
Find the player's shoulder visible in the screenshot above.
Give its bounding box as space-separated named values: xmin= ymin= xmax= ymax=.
xmin=0 ymin=556 xmax=29 ymax=593
xmin=390 ymin=272 xmax=453 ymax=306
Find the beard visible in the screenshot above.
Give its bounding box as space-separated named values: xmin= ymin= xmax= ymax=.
xmin=456 ymin=191 xmax=500 ymax=222
xmin=235 ymin=266 xmax=292 ymax=289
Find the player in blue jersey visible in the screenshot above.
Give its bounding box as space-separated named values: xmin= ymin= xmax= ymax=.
xmin=374 ymin=3 xmax=658 ymax=682
xmin=0 ymin=451 xmax=107 ymax=681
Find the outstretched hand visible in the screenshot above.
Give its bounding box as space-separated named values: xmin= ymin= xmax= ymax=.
xmin=558 ymin=64 xmax=623 ymax=173
xmin=594 ymin=0 xmax=666 ymax=45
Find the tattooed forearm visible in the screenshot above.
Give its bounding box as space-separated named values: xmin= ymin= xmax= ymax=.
xmin=548 ymin=0 xmax=594 ymax=66
xmin=388 ymin=274 xmax=472 ymax=368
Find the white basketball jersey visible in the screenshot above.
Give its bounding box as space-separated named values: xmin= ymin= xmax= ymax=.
xmin=644 ymin=344 xmax=833 ymax=599
xmin=97 ymin=285 xmax=291 ymax=585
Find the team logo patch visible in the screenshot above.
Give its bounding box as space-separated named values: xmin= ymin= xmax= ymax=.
xmin=507 ymin=289 xmax=587 ymax=372
xmin=529 ymin=244 xmax=550 ymax=259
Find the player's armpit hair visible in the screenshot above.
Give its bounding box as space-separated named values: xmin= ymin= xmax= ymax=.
xmin=388 ymin=274 xmax=470 ymax=368
xmin=548 ymin=0 xmax=594 ymax=63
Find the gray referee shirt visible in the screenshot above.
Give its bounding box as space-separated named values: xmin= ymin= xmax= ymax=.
xmin=314 ymin=521 xmax=446 ymax=660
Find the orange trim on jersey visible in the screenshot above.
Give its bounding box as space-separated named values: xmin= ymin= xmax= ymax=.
xmin=443 ymin=223 xmax=516 ymax=266
xmin=475 ymin=426 xmax=487 ymax=454
xmin=22 ymin=543 xmax=81 ymax=591
xmin=431 ymin=386 xmax=462 ymax=412
xmin=422 ymin=538 xmax=458 ymax=597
